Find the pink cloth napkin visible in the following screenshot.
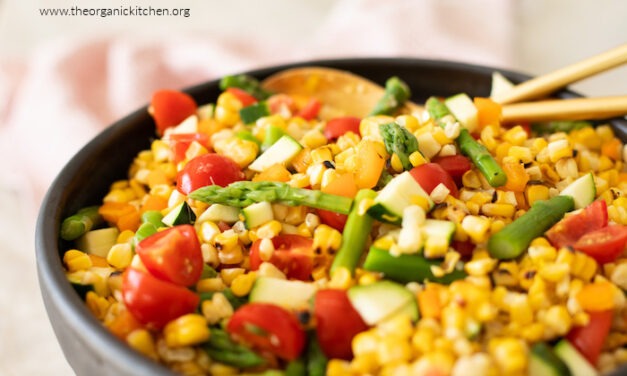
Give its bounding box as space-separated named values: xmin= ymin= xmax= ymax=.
xmin=0 ymin=0 xmax=515 ymax=220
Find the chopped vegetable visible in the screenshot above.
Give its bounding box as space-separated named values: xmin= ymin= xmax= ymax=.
xmin=219 ymin=74 xmax=272 ymax=100
xmin=60 ymin=206 xmax=102 ymax=241
xmin=368 ymin=76 xmax=411 ymax=116
xmin=379 ymin=122 xmax=420 ymax=170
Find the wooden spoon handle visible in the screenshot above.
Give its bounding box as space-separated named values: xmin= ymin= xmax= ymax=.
xmin=493 ymin=44 xmax=627 ymax=105
xmin=501 ymin=95 xmax=627 ymax=123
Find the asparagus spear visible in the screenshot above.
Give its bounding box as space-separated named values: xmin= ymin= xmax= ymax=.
xmin=425 ymin=97 xmax=507 ymax=187
xmin=306 ymin=334 xmax=328 ymax=376
xmin=487 ymin=195 xmax=574 ymax=259
xmin=368 ymin=76 xmax=411 ymax=116
xmin=133 ymin=210 xmax=164 ymax=245
xmin=363 ymin=247 xmax=467 ymax=284
xmin=219 ymin=74 xmax=272 ymax=100
xmin=60 ymin=206 xmax=102 ymax=241
xmin=379 ymin=122 xmax=420 ymax=170
xmin=202 ymin=328 xmax=265 ymax=368
xmin=330 ymin=189 xmax=377 ymax=275
xmin=190 ymin=181 xmax=354 ymax=215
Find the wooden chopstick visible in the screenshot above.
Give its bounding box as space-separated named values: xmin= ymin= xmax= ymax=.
xmin=493 ymin=44 xmax=627 ymax=105
xmin=501 ymin=95 xmax=627 ymax=123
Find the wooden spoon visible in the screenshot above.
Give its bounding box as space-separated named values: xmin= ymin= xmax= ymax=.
xmin=261 ymin=66 xmax=422 ymax=120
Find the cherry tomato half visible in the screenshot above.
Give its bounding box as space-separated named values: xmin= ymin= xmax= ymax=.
xmin=574 ymin=225 xmax=627 ymax=264
xmin=297 ymin=98 xmax=321 ymax=120
xmin=227 ymin=303 xmax=306 ymax=361
xmin=316 ymin=209 xmax=348 ymax=232
xmin=226 ymin=87 xmax=258 ymax=107
xmin=409 ymin=162 xmax=459 ymax=198
xmin=314 ymin=289 xmax=369 ymax=360
xmin=176 ymin=153 xmax=244 ymax=195
xmin=136 ymin=225 xmax=203 ymax=287
xmin=546 ymin=200 xmax=608 ymax=249
xmin=324 ymin=117 xmax=361 ymax=140
xmin=122 ymin=268 xmax=200 ymax=329
xmin=151 ymin=90 xmax=197 ymax=135
xmin=169 ymin=133 xmax=210 ymax=163
xmin=249 ymin=234 xmax=314 ymax=281
xmin=566 ymin=309 xmax=614 ymax=366
xmin=431 ymin=155 xmax=472 ymax=184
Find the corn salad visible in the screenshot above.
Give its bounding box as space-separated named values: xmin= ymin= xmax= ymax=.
xmin=60 ymin=73 xmax=627 ymax=376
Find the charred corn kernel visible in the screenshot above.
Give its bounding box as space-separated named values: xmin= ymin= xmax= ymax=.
xmin=126 ymin=329 xmax=158 ymax=360
xmin=202 ymin=292 xmax=234 ymax=325
xmin=313 ymin=224 xmax=343 ymax=253
xmin=481 ymin=203 xmax=515 ymax=218
xmin=301 ymin=129 xmax=327 ymax=149
xmin=85 ymin=291 xmax=111 ymax=320
xmin=106 ymin=243 xmax=133 ymax=269
xmin=310 ymin=146 xmax=334 ymax=165
xmin=213 ymin=138 xmax=258 ymax=168
xmin=390 ymin=153 xmax=404 ymax=172
xmin=547 ymin=139 xmax=573 ymax=162
xmin=219 ymin=268 xmax=245 ymax=286
xmin=492 ymin=262 xmax=518 ymax=287
xmin=542 ymin=305 xmax=572 ymax=336
xmin=409 ymin=151 xmax=428 ymax=167
xmin=257 ymin=262 xmax=287 ymax=280
xmin=480 ymin=125 xmax=498 ymax=151
xmin=416 ymin=132 xmax=442 ymax=159
xmin=336 ymin=132 xmax=361 ymax=151
xmin=258 ymin=238 xmax=275 ymax=262
xmin=64 ymin=250 xmax=93 ymax=272
xmin=255 ymin=220 xmax=282 ymax=239
xmin=329 ymin=267 xmax=353 ymax=289
xmin=503 ymin=125 xmax=528 ymax=146
xmin=327 ymin=359 xmax=352 ymax=376
xmin=461 ymin=215 xmax=491 ymax=243
xmin=213 ymin=230 xmax=239 ymax=252
xmin=164 ymin=314 xmax=210 ymax=348
xmin=196 ymin=277 xmax=225 ymax=293
xmin=508 ymin=146 xmax=533 ymax=163
xmin=462 ymin=170 xmax=482 ymax=189
xmin=489 ymin=337 xmax=527 ymax=374
xmin=230 ymin=272 xmax=257 ymax=297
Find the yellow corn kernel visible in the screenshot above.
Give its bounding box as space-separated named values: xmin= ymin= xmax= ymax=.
xmin=256 ymin=262 xmax=287 ymax=280
xmin=389 ymin=153 xmax=404 ymax=173
xmin=214 ymin=230 xmax=239 ymax=252
xmin=301 ymin=129 xmax=328 ymax=149
xmin=396 ymin=114 xmax=421 ymax=132
xmin=219 ymin=268 xmax=245 ymax=286
xmin=327 ymin=359 xmax=353 ymax=376
xmin=360 ymin=116 xmax=393 ymax=142
xmin=85 ymin=291 xmax=111 ymax=320
xmin=313 ymin=224 xmax=343 ymax=254
xmin=527 ymin=276 xmax=551 ymax=310
xmin=202 ymin=292 xmax=234 ymax=325
xmin=507 ymin=293 xmax=534 ymax=325
xmin=596 ymin=124 xmax=614 ymax=141
xmin=208 ymin=363 xmax=238 ymax=376
xmin=462 ymin=170 xmax=482 ymax=189
xmin=461 ymin=215 xmax=492 ymax=243
xmin=329 ymin=267 xmax=353 ymax=289
xmin=489 ymin=337 xmax=528 ymax=375
xmin=218 ymin=245 xmax=244 ymax=265
xmin=432 ymin=127 xmax=453 ymax=145
xmin=106 ymin=243 xmax=133 ymax=269
xmin=409 ymin=151 xmax=428 ymax=167
xmin=164 ymin=314 xmax=210 ymax=348
xmin=310 ymin=146 xmax=334 ymax=165
xmin=215 ymin=92 xmax=242 ymax=126
xmin=350 ymin=355 xmax=379 ymax=375
xmin=539 ymin=262 xmax=570 ymax=283
xmin=547 ymin=139 xmax=573 ymax=162
xmin=213 ymin=138 xmax=258 ymax=168
xmin=336 ymin=132 xmax=361 ymax=151
xmin=352 ymin=329 xmax=379 ymax=357
xmin=424 ymin=236 xmax=448 ymax=259
xmin=376 ymin=335 xmax=413 ymax=365
xmin=377 ymin=313 xmax=414 ymax=339
xmin=525 ymin=184 xmax=550 ymax=206
xmin=64 ymin=250 xmax=93 ymax=272
xmin=508 ymin=146 xmax=533 ymax=164
xmin=481 ymin=203 xmax=515 ymax=218
xmin=126 ymin=329 xmax=158 ymax=360
xmin=571 ymin=252 xmax=598 ymax=281
xmin=503 ymin=125 xmax=528 ymax=146
xmin=196 ymin=277 xmax=226 ymax=293
xmin=254 ymin=220 xmax=282 ymax=239
xmin=542 ymin=305 xmax=572 ymax=336
xmin=230 ymin=272 xmax=257 ymax=297
xmin=116 ymin=230 xmax=135 ymax=244
xmin=480 ymin=125 xmax=498 ymax=151
xmin=411 ymin=351 xmax=455 ymax=376
xmin=465 ymin=257 xmax=497 ymax=277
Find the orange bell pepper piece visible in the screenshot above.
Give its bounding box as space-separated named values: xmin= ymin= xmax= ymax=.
xmin=601 ymin=138 xmax=621 ymax=161
xmin=474 ymin=97 xmax=502 ymax=128
xmin=354 ymin=141 xmax=385 ymax=189
xmin=322 ymin=172 xmax=358 ymax=198
xmin=252 ymin=163 xmax=292 ymax=183
xmin=576 ymin=281 xmax=615 ymax=312
xmin=99 ymin=202 xmax=137 ymax=224
xmin=418 ymin=284 xmax=442 ymax=320
xmin=502 ymin=161 xmax=529 ymax=192
xmin=106 ymin=309 xmax=144 ymax=340
xmin=141 ymin=194 xmax=168 ymax=213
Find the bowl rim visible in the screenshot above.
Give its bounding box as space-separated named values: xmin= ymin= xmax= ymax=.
xmin=35 ymin=56 xmax=627 ymax=375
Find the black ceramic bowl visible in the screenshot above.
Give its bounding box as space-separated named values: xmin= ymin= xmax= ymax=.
xmin=36 ymin=58 xmax=627 ymax=376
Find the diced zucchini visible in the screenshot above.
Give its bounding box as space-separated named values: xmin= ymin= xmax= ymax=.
xmin=67 ymin=272 xmax=94 ymax=299
xmin=242 ymin=201 xmax=274 ymax=229
xmin=444 ymin=93 xmax=479 ymax=133
xmin=248 ymin=134 xmax=303 ymax=172
xmin=249 ymin=277 xmax=317 ymax=310
xmin=367 ymin=171 xmax=434 ymax=225
xmin=196 ymin=203 xmax=241 ymax=224
xmin=347 ymin=280 xmax=418 ymax=325
xmin=554 ymin=340 xmax=598 ymax=376
xmin=76 ymin=227 xmax=119 ymax=257
xmin=162 ymin=201 xmax=196 ymax=226
xmin=559 ymin=173 xmax=596 ymax=209
xmin=423 ymin=219 xmax=456 ymax=241
xmin=530 ymin=343 xmax=572 ymax=376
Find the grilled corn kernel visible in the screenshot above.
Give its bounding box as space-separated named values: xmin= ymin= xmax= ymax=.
xmin=508 ymin=146 xmax=533 ymax=163
xmin=539 ymin=262 xmax=570 ymax=283
xmin=164 ymin=314 xmax=210 ymax=348
xmin=196 ymin=277 xmax=226 ymax=293
xmin=85 ymin=291 xmax=111 ymax=320
xmin=610 ymin=262 xmax=627 ymax=290
xmin=202 ymin=292 xmax=234 ymax=325
xmin=462 ymin=170 xmax=482 ymax=189
xmin=390 ymin=153 xmax=404 ymax=173
xmin=255 ymin=220 xmax=282 ymax=239
xmin=542 ymin=305 xmax=572 ymax=336
xmin=64 ymin=250 xmax=93 ymax=272
xmin=352 ymin=329 xmax=379 ymax=356
xmin=409 ymin=151 xmax=428 ymax=166
xmin=208 ymin=363 xmax=238 ymax=376
xmin=329 ymin=267 xmax=353 ymax=289
xmin=126 ymin=329 xmax=158 ymax=360
xmin=547 ymin=139 xmax=573 ymax=162
xmin=106 ymin=243 xmax=133 ymax=269
xmin=219 ymin=268 xmax=245 ymax=286
xmin=461 ymin=215 xmax=491 ymax=243
xmin=489 ymin=337 xmax=528 ymax=374
xmin=327 ymin=359 xmax=352 ymax=376
xmin=215 ymin=92 xmax=241 ymax=126
xmin=301 ymin=129 xmax=327 ymax=149
xmin=313 ymin=224 xmax=343 ymax=253
xmin=230 ymin=272 xmax=257 ymax=297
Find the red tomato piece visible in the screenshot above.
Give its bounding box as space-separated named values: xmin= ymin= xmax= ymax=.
xmin=267 ymin=94 xmax=297 ymax=115
xmin=431 ymin=155 xmax=472 ymax=184
xmin=176 ymin=153 xmax=245 ymax=195
xmin=451 ymin=240 xmax=476 ymax=258
xmin=169 ymin=133 xmax=210 ymax=163
xmin=546 ymin=200 xmax=608 ymax=249
xmin=574 ymin=225 xmax=627 ymax=264
xmin=324 ymin=117 xmax=361 ymax=140
xmin=409 ymin=163 xmax=459 ymax=198
xmin=297 ymin=98 xmax=321 ymax=120
xmin=566 ymin=309 xmax=614 ymax=366
xmin=314 ymin=289 xmax=369 ymax=360
xmin=226 ymin=87 xmax=258 ymax=107
xmin=151 ymin=90 xmax=197 ymax=135
xmin=316 ymin=209 xmax=348 ymax=232
xmin=227 ymin=303 xmax=306 ymax=361
xmin=249 ymin=234 xmax=314 ymax=280
xmin=122 ymin=268 xmax=200 ymax=329
xmin=136 ymin=225 xmax=203 ymax=286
